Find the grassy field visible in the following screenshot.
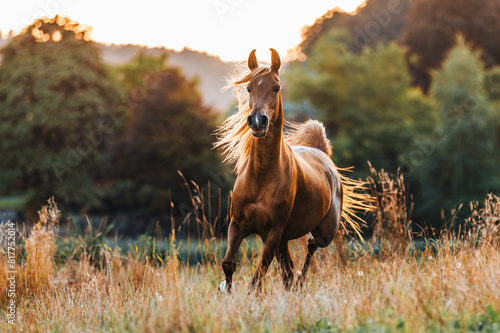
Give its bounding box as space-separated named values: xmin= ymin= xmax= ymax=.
xmin=0 ymin=195 xmax=27 ymax=210
xmin=1 ymin=173 xmax=499 ymax=332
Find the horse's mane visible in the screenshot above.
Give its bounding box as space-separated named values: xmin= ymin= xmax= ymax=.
xmin=214 ymin=63 xmax=273 ymax=174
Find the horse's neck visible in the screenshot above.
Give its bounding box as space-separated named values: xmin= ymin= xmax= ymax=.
xmin=248 ymin=96 xmax=287 ymax=175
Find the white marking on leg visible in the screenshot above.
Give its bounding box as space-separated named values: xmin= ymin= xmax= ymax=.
xmin=219 ymin=280 xmax=227 ymax=293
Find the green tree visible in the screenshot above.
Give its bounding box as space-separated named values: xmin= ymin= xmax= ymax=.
xmin=286 ymin=29 xmax=436 ymax=175
xmin=101 ymin=54 xmax=225 ymax=212
xmin=403 ymin=0 xmax=500 ymax=92
xmin=112 ymin=52 xmax=168 ymax=92
xmin=0 ymin=16 xmax=124 ymax=211
xmin=295 ymin=0 xmax=410 ymax=58
xmin=414 ymin=37 xmax=500 ymax=225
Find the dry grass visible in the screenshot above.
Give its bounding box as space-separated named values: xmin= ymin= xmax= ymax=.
xmin=1 ymin=237 xmax=499 ymax=332
xmin=1 ymin=198 xmax=58 ymax=307
xmin=367 ymin=163 xmax=413 ymax=256
xmin=467 ymin=193 xmax=500 ymax=246
xmin=1 ymin=183 xmax=500 ymax=332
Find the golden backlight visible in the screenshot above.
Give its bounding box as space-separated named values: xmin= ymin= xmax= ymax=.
xmin=0 ymin=0 xmax=365 ymax=61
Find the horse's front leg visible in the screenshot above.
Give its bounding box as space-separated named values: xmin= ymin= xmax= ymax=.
xmin=276 ymin=239 xmax=294 ymax=290
xmin=248 ymin=231 xmax=282 ymax=293
xmin=221 ymin=220 xmax=246 ymax=293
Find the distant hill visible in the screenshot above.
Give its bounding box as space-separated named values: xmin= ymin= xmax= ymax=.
xmin=0 ymin=32 xmax=236 ymax=111
xmin=96 ymin=43 xmax=237 ymax=111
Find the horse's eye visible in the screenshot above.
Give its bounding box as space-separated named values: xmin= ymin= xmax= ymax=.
xmin=273 ymin=86 xmax=281 ymax=92
xmin=247 ymin=87 xmax=252 ymax=93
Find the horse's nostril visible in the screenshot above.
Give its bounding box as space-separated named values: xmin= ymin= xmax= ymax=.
xmin=247 ymin=116 xmax=254 ymax=128
xmin=261 ymin=116 xmax=268 ymax=127
xmin=247 ymin=113 xmax=267 ymax=130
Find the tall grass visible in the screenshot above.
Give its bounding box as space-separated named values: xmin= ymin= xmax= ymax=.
xmin=1 ymin=176 xmax=499 ymax=332
xmin=1 ymin=198 xmax=58 ymax=308
xmin=367 ymin=163 xmax=413 ymax=256
xmin=467 ymin=193 xmax=500 ymax=246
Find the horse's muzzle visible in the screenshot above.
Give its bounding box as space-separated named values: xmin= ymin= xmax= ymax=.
xmin=247 ymin=113 xmax=269 ymax=137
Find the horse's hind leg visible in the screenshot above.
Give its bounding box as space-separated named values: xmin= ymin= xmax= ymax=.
xmin=221 ymin=220 xmax=247 ymax=293
xmin=296 ymin=235 xmax=318 ymax=287
xmin=276 ymin=239 xmax=294 ymax=290
xmin=297 ymin=205 xmax=340 ymax=287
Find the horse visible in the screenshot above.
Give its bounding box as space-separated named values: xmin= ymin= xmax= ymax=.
xmin=215 ymin=49 xmax=372 ymax=293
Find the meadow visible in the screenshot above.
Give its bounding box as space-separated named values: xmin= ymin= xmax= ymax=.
xmin=1 ymin=170 xmax=499 ymax=333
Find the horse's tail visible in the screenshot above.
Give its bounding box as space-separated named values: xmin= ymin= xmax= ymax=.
xmin=338 ymin=169 xmax=375 ymax=240
xmin=285 ymin=119 xmax=332 ymax=157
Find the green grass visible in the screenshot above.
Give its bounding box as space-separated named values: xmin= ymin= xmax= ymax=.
xmin=0 ymin=194 xmax=27 ymax=210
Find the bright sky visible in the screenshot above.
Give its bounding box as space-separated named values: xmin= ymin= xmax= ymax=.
xmin=0 ymin=0 xmax=365 ymax=61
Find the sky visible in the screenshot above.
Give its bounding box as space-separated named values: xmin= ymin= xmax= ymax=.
xmin=0 ymin=0 xmax=365 ymax=61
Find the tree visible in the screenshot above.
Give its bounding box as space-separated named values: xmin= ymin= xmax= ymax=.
xmin=112 ymin=52 xmax=168 ymax=92
xmin=414 ymin=37 xmax=500 ymax=225
xmin=286 ymin=29 xmax=436 ymax=176
xmin=295 ymin=0 xmax=410 ymax=59
xmin=402 ymin=0 xmax=500 ymax=92
xmin=101 ymin=54 xmax=225 ymax=212
xmin=0 ymin=16 xmax=124 ymax=211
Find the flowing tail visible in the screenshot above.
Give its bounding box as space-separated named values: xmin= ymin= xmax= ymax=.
xmin=286 ymin=120 xmax=374 ymax=239
xmin=285 ymin=120 xmax=333 ymax=157
xmin=337 ymin=168 xmax=375 ymax=239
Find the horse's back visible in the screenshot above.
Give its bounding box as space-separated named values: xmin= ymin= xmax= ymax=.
xmin=292 ymin=146 xmax=339 ymax=189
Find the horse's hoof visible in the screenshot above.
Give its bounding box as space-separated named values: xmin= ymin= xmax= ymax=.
xmin=218 ymin=280 xmax=227 ymax=293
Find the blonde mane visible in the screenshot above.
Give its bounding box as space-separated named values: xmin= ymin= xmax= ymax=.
xmin=214 ymin=63 xmax=273 ymax=174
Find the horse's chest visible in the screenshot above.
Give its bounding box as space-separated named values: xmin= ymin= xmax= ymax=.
xmin=231 ymin=189 xmax=293 ymax=228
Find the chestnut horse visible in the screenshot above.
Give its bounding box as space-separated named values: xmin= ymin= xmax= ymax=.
xmin=215 ymin=49 xmax=371 ymax=293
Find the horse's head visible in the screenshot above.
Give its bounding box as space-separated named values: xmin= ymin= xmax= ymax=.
xmin=246 ymin=48 xmax=281 ymax=138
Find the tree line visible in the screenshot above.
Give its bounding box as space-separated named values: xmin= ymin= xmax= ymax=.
xmin=287 ymin=0 xmax=500 ymax=226
xmin=0 ymin=16 xmax=226 ymax=218
xmin=1 ymin=0 xmax=499 ymax=229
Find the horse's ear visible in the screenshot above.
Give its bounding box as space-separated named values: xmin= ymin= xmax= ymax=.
xmin=270 ymin=48 xmax=281 ymax=72
xmin=248 ymin=49 xmax=258 ymax=70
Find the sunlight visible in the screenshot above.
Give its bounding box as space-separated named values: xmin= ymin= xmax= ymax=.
xmin=0 ymin=0 xmax=366 ymax=62
xmin=336 ymin=0 xmax=366 ymax=12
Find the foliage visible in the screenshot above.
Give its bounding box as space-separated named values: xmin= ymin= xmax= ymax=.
xmin=485 ymin=66 xmax=500 ymax=101
xmin=0 ymin=19 xmax=228 ymax=216
xmin=295 ymin=0 xmax=410 ymax=58
xmin=403 ymin=0 xmax=500 ymax=92
xmin=70 ymin=216 xmax=115 ymax=269
xmin=0 ymin=16 xmax=124 ymax=211
xmin=414 ymin=38 xmax=500 ymax=225
xmin=100 ymin=53 xmax=226 ymax=212
xmin=286 ymin=29 xmax=436 ymax=175
xmin=112 ymin=52 xmax=168 ymax=92
xmin=0 ymin=195 xmax=27 ymax=210
xmin=294 ymin=318 xmax=336 ymax=333
xmin=297 ymin=0 xmax=500 ymax=95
